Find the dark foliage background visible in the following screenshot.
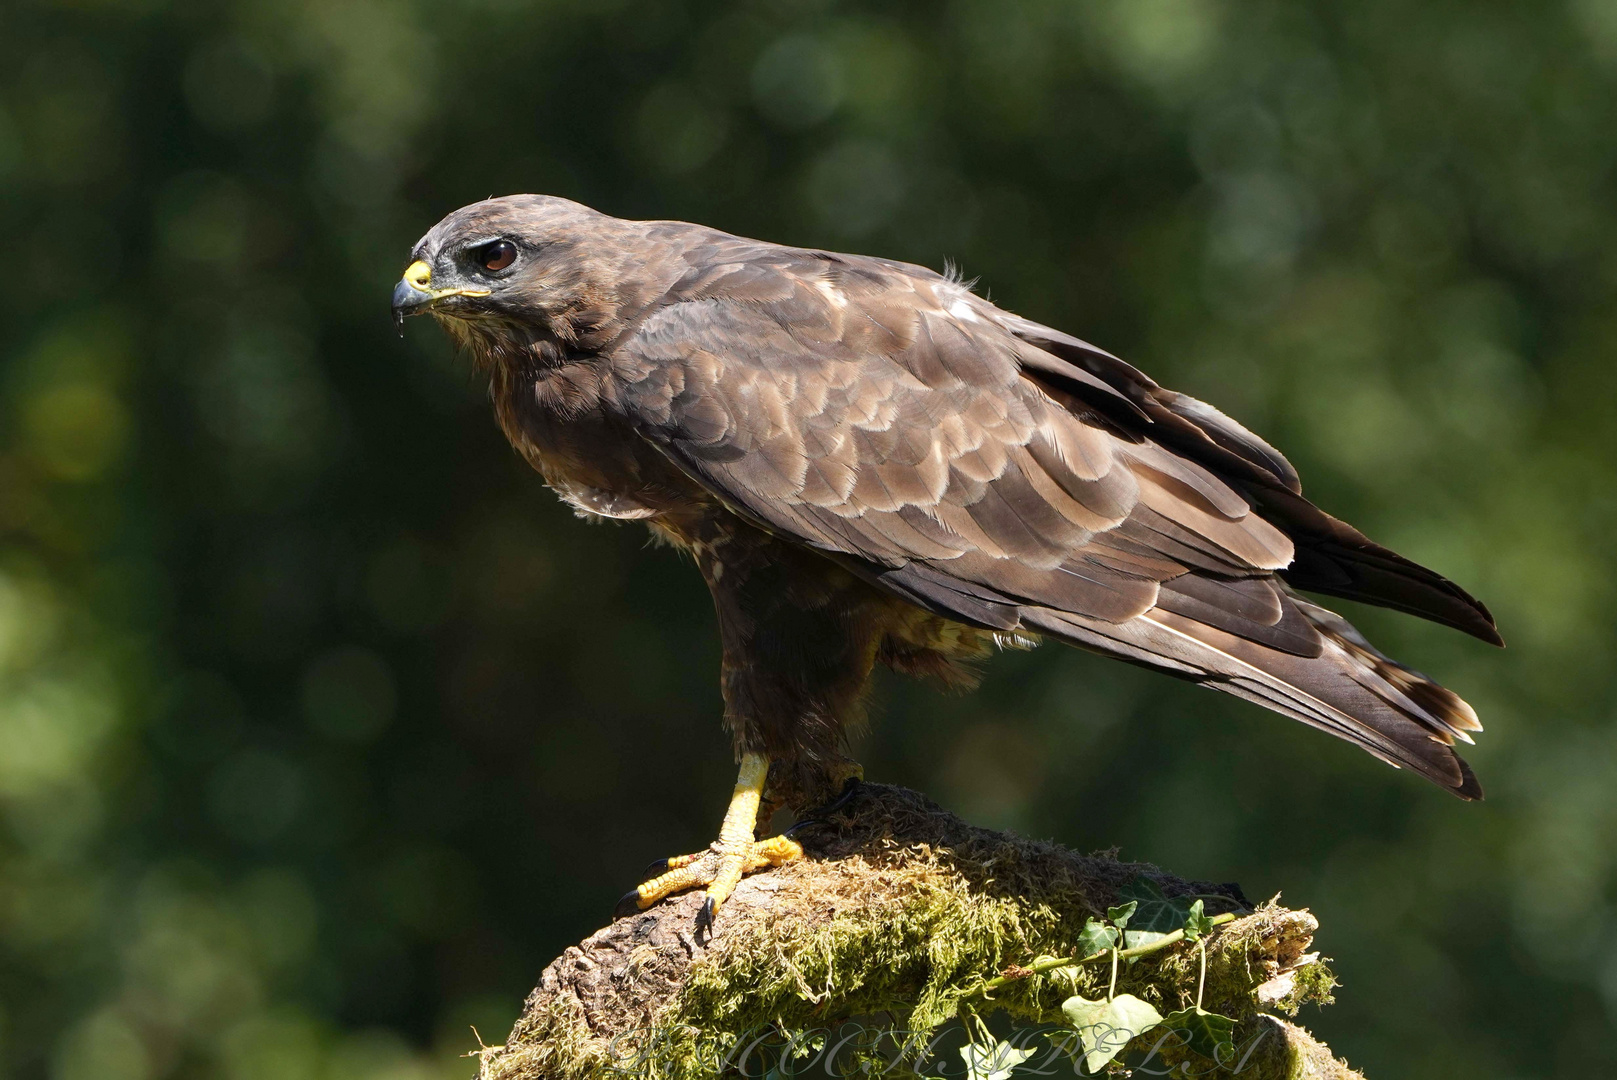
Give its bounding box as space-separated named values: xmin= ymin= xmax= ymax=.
xmin=2 ymin=0 xmax=1615 ymax=1077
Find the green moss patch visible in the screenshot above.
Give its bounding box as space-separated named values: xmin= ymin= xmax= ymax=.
xmin=477 ymin=784 xmax=1347 ymax=1080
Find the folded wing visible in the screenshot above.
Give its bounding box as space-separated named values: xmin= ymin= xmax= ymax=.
xmin=611 ymin=244 xmax=1488 ymax=798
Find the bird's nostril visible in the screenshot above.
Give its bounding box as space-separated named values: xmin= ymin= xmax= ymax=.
xmin=404 ymin=260 xmax=432 ymax=289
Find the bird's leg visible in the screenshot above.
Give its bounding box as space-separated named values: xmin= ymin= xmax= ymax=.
xmin=615 ymin=752 xmax=806 ymax=925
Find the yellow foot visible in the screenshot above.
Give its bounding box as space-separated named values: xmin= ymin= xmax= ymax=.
xmin=615 ymin=833 xmax=805 ymax=925
xmin=611 ymin=752 xmax=812 ymax=928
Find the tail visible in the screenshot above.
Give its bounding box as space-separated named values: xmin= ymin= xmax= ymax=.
xmin=1022 ymin=592 xmax=1484 ymax=799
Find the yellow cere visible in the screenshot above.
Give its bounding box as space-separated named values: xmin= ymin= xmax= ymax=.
xmin=401 ymin=259 xmax=490 ymax=301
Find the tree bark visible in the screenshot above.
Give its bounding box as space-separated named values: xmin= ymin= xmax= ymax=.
xmin=474 ymin=782 xmax=1362 ymax=1079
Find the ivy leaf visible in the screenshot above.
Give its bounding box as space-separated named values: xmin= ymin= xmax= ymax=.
xmin=1061 ymin=993 xmax=1164 ymax=1073
xmin=960 ymin=1039 xmax=1036 ymax=1080
xmin=1115 ymin=878 xmax=1194 ymax=947
xmin=1076 ymin=918 xmax=1118 ymax=958
xmin=1122 ymin=928 xmax=1171 ymax=953
xmin=1183 ymin=899 xmax=1214 ymax=942
xmin=1159 ymin=1006 xmax=1237 ymax=1064
xmin=1105 ymin=900 xmax=1137 ymax=929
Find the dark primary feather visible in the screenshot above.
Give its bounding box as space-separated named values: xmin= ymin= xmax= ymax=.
xmin=608 ymin=239 xmax=1493 ymax=799
xmin=999 ymin=314 xmax=1502 ymax=646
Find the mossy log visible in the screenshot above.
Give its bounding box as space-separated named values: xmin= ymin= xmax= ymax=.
xmin=476 ymin=783 xmax=1362 ymax=1079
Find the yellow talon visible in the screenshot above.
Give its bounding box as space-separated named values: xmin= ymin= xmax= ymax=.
xmin=616 ymin=752 xmax=806 ymax=923
xmin=661 ymin=852 xmax=704 ymax=871
xmin=751 ymin=834 xmax=807 ymax=863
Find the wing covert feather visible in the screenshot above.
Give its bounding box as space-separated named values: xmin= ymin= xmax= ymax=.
xmin=612 ymin=258 xmax=1285 ymax=627
xmin=605 ymin=243 xmax=1485 ymax=798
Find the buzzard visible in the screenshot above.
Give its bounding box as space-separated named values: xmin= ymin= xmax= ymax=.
xmin=393 ymin=195 xmax=1498 ymax=924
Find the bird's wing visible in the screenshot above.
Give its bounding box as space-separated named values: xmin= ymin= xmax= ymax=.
xmin=997 ymin=314 xmax=1502 ymax=645
xmin=611 ymin=248 xmax=1483 ymax=797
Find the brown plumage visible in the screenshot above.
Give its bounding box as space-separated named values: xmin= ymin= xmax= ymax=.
xmin=394 ymin=195 xmax=1498 ymax=833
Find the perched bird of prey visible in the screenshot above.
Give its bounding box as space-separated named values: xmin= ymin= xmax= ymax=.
xmin=394 ymin=195 xmax=1499 ymax=924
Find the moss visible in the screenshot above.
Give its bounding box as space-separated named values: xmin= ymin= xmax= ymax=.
xmin=477 ymin=784 xmax=1356 ymax=1080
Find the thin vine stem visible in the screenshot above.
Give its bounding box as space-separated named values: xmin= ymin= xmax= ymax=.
xmin=977 ymin=911 xmax=1238 ymax=994
xmin=1196 ymin=937 xmax=1207 ymax=1009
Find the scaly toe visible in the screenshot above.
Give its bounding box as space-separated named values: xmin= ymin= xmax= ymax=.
xmin=639 ymin=850 xmax=706 ymax=882
xmin=613 ymin=835 xmax=805 ymax=921
xmin=701 ymin=834 xmax=805 ymax=921
xmin=620 ymin=850 xmax=721 ymax=916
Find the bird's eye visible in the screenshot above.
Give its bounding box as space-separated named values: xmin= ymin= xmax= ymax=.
xmin=479 ymin=240 xmax=517 ymax=272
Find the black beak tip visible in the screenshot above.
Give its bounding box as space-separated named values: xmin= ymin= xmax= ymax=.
xmin=391 ymin=279 xmax=425 ymax=320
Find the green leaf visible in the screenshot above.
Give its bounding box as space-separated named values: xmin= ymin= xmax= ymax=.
xmin=1122 ymin=928 xmax=1172 ymax=953
xmin=1159 ymin=1006 xmax=1238 ymax=1064
xmin=1183 ymin=899 xmax=1215 ymax=942
xmin=1076 ymin=917 xmax=1119 ymax=958
xmin=960 ymin=1039 xmax=1036 ymax=1080
xmin=1061 ymin=992 xmax=1164 ymax=1072
xmin=1105 ymin=900 xmax=1137 ymax=929
xmin=1115 ymin=878 xmax=1194 ymax=946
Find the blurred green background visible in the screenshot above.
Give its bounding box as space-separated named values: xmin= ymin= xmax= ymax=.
xmin=2 ymin=0 xmax=1615 ymax=1077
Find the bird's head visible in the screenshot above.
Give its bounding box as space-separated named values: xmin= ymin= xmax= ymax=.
xmin=392 ymin=194 xmax=657 ymax=358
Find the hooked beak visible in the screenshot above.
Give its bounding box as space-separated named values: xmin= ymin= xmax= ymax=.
xmin=391 ymin=259 xmax=490 ymax=333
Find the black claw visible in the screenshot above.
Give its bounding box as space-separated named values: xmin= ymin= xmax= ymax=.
xmin=612 ymin=890 xmax=645 ymax=920
xmin=695 ymin=895 xmax=718 ymax=933
xmin=783 ymin=816 xmax=827 ymax=838
xmin=641 ymin=858 xmax=671 ymax=880
xmin=823 ymin=776 xmax=863 ymax=814
xmin=786 ymin=777 xmax=863 ymax=835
